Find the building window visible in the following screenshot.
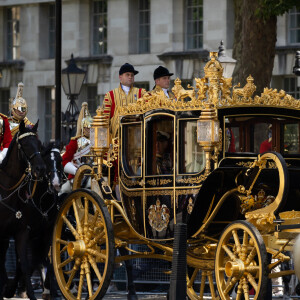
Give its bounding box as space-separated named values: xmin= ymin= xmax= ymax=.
xmin=45 ymin=87 xmax=55 ymax=142
xmin=135 ymin=81 xmax=149 ymax=91
xmin=91 ymin=0 xmax=107 ymax=55
xmin=5 ymin=7 xmax=20 ymax=60
xmin=185 ymin=0 xmax=203 ymax=50
xmin=284 ymin=77 xmax=300 ymax=99
xmin=288 ymin=7 xmax=300 ymax=44
xmin=87 ymin=85 xmax=99 ymax=115
xmin=48 ymin=4 xmax=56 ymax=58
xmin=138 ymin=0 xmax=150 ymax=54
xmin=0 ymin=89 xmax=10 ymax=115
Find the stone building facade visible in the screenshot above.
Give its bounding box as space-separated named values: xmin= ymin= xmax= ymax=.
xmin=0 ymin=0 xmax=299 ymax=143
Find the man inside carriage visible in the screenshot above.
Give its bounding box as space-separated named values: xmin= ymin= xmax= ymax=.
xmin=8 ymin=82 xmax=34 ymax=137
xmin=61 ymin=102 xmax=93 ymax=194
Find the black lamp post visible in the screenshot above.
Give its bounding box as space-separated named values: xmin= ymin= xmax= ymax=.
xmin=293 ymin=50 xmax=300 ymax=76
xmin=218 ymin=40 xmax=236 ymax=78
xmin=61 ymin=54 xmax=86 ymax=143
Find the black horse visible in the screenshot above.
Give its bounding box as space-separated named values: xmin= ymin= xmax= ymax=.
xmin=0 ymin=121 xmax=48 ymax=300
xmin=3 ymin=141 xmax=64 ymax=300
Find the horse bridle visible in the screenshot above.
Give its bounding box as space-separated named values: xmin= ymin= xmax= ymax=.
xmin=16 ymin=132 xmax=42 ymax=167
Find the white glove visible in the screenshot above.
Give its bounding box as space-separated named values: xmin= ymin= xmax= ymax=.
xmin=0 ymin=148 xmax=8 ymax=164
xmin=64 ymin=162 xmax=78 ymax=175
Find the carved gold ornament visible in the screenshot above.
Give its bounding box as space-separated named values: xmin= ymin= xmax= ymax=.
xmin=148 ymin=199 xmax=170 ymax=232
xmin=119 ymin=53 xmax=299 ymax=117
xmin=240 ymin=189 xmax=275 ymax=214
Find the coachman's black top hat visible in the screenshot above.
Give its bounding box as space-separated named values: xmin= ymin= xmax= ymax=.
xmin=119 ymin=63 xmax=139 ymax=75
xmin=153 ymin=66 xmax=174 ymax=80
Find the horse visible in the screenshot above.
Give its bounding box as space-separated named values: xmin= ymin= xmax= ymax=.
xmin=0 ymin=120 xmax=47 ymax=300
xmin=3 ymin=141 xmax=64 ymax=300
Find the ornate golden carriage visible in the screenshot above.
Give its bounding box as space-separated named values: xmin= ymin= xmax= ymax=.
xmin=52 ymin=52 xmax=300 ymax=300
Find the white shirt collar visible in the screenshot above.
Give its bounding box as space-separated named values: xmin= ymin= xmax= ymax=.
xmin=162 ymin=88 xmax=169 ymax=98
xmin=121 ymin=84 xmax=130 ymax=95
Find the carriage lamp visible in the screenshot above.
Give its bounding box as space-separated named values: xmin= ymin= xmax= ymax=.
xmin=90 ymin=107 xmax=110 ymax=177
xmin=197 ymin=110 xmax=220 ymax=175
xmin=197 ymin=52 xmax=223 ymax=175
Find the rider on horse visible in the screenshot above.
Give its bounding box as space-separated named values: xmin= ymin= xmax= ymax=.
xmin=8 ymin=82 xmax=34 ymax=137
xmin=61 ymin=102 xmax=93 ymax=193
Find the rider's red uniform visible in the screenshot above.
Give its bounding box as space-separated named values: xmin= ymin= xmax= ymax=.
xmin=0 ymin=113 xmax=12 ymax=150
xmin=62 ymin=138 xmax=78 ymax=180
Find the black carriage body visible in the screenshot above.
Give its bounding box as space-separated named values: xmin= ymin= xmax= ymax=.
xmin=119 ymin=105 xmax=300 ymax=241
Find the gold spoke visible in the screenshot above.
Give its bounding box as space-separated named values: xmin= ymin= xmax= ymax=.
xmin=56 ymin=238 xmax=68 ymax=245
xmin=207 ymin=271 xmax=216 ymax=299
xmin=87 ymin=248 xmax=107 ymax=260
xmin=60 ymin=245 xmax=68 ymax=254
xmin=87 ymin=231 xmax=106 ymax=248
xmin=247 ymin=273 xmax=258 ymax=291
xmin=77 ymin=268 xmax=85 ymax=300
xmin=223 ymin=276 xmax=238 ymax=295
xmin=84 ymin=197 xmax=89 ymax=236
xmin=199 ymin=271 xmax=207 ymax=298
xmin=66 ymin=269 xmax=78 ymax=290
xmin=236 ymin=283 xmax=243 ymax=300
xmin=73 ymin=199 xmax=83 ymax=237
xmin=242 ymin=278 xmax=250 ymax=300
xmin=245 ymin=265 xmax=260 ymax=275
xmin=58 ymin=256 xmax=75 ymax=269
xmin=187 ymin=268 xmax=199 ymax=288
xmin=232 ymin=229 xmax=242 ymax=253
xmin=243 ymin=231 xmax=249 ymax=246
xmin=245 ymin=247 xmax=257 ymax=265
xmin=83 ymin=258 xmax=93 ymax=297
xmin=62 ymin=215 xmax=80 ymax=240
xmin=222 ymin=244 xmax=237 ymax=261
xmin=88 ymin=254 xmax=103 ymax=282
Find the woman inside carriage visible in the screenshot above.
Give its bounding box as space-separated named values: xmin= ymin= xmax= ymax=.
xmin=61 ymin=102 xmax=93 ymax=194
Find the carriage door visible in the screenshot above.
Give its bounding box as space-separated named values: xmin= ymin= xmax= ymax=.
xmin=144 ymin=114 xmax=175 ymax=240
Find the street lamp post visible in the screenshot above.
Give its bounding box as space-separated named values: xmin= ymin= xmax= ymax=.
xmin=218 ymin=40 xmax=236 ymax=78
xmin=61 ymin=54 xmax=86 ymax=143
xmin=293 ymin=50 xmax=300 ymax=76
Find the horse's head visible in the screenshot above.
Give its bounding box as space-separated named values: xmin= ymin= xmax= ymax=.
xmin=42 ymin=142 xmax=63 ymax=193
xmin=16 ymin=120 xmax=46 ymax=178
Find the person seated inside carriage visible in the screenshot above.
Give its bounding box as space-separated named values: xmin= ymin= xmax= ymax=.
xmin=156 ymin=130 xmax=173 ymax=174
xmin=8 ymin=82 xmax=34 ymax=137
xmin=61 ymin=102 xmax=93 ymax=194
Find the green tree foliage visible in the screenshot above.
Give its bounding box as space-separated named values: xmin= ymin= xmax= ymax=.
xmin=232 ymin=0 xmax=299 ymax=94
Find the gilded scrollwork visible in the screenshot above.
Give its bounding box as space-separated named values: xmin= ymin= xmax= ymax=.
xmin=120 ymin=173 xmax=141 ymax=187
xmin=176 ymin=174 xmax=207 ymax=184
xmin=119 ymin=52 xmax=299 ymax=117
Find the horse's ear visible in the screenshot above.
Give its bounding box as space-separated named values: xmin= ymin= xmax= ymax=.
xmin=19 ymin=120 xmax=25 ymax=132
xmin=32 ymin=120 xmax=39 ymax=133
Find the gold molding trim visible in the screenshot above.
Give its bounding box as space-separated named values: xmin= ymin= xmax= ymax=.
xmin=176 ymin=174 xmax=207 ymax=184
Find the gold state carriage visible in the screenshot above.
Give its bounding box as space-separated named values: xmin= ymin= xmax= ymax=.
xmin=52 ymin=52 xmax=300 ymax=300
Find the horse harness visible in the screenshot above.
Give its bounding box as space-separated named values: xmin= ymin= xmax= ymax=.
xmin=0 ymin=131 xmax=55 ymax=219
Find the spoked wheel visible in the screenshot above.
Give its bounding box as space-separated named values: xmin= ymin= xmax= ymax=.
xmin=73 ymin=164 xmax=93 ymax=190
xmin=52 ymin=188 xmax=115 ymax=300
xmin=215 ymin=220 xmax=268 ymax=300
xmin=187 ymin=265 xmax=218 ymax=300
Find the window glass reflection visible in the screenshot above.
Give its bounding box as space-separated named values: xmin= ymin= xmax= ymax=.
xmin=179 ymin=120 xmax=205 ymax=174
xmin=123 ymin=124 xmax=142 ymax=176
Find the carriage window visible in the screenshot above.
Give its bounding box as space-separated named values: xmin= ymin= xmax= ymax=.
xmin=254 ymin=123 xmax=272 ymax=154
xmin=122 ymin=124 xmax=142 ymax=176
xmin=225 ymin=126 xmax=239 ymax=153
xmin=179 ymin=120 xmax=205 ymax=174
xmin=283 ymin=123 xmax=300 ymax=154
xmin=146 ymin=116 xmax=174 ymax=175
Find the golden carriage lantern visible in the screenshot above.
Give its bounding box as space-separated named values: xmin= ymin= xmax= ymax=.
xmin=197 ymin=52 xmax=222 ymax=175
xmin=90 ymin=107 xmax=110 ymax=176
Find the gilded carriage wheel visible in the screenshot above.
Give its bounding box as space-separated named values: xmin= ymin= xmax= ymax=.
xmin=215 ymin=220 xmax=268 ymax=300
xmin=52 ymin=188 xmax=114 ymax=300
xmin=187 ymin=265 xmax=218 ymax=300
xmin=73 ymin=164 xmax=93 ymax=190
